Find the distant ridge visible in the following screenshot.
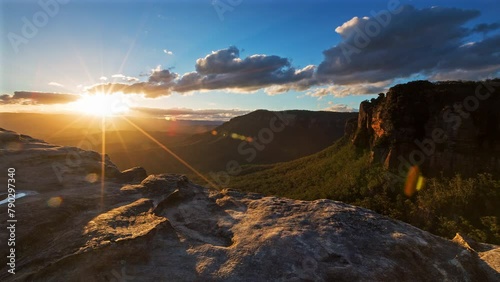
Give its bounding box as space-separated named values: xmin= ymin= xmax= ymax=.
xmin=174 ymin=109 xmax=358 ymax=172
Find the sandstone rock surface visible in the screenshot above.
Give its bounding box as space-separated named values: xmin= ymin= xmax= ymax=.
xmin=1 ymin=128 xmax=499 ymax=281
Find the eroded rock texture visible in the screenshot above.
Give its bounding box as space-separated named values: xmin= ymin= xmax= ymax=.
xmin=0 ymin=128 xmax=499 ymax=281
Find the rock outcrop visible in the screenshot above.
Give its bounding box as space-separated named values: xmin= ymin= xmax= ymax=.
xmin=0 ymin=128 xmax=132 ymax=191
xmin=1 ymin=128 xmax=499 ymax=281
xmin=350 ymin=79 xmax=500 ymax=177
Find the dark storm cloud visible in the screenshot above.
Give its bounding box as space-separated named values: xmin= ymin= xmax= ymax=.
xmin=430 ymin=34 xmax=500 ymax=78
xmin=472 ymin=22 xmax=500 ymax=34
xmin=315 ymin=5 xmax=500 ymax=86
xmin=0 ymin=91 xmax=80 ymax=105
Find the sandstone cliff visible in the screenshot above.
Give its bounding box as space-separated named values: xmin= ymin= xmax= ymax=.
xmin=351 ymin=79 xmax=500 ymax=178
xmin=0 ymin=128 xmax=499 ymax=281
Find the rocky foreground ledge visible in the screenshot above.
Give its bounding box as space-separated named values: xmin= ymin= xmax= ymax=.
xmin=0 ymin=128 xmax=499 ymax=281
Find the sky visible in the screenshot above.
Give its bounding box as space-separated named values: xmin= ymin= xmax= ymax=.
xmin=1 ymin=0 xmax=499 ymax=120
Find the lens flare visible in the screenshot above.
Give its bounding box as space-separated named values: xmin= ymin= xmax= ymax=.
xmin=85 ymin=173 xmax=99 ymax=183
xmin=404 ymin=165 xmax=425 ymax=197
xmin=47 ymin=196 xmax=63 ymax=208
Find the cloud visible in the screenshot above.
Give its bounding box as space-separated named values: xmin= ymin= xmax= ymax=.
xmin=87 ymin=82 xmax=174 ymax=98
xmin=428 ymin=64 xmax=500 ymax=81
xmin=112 ymin=74 xmax=139 ymax=82
xmin=88 ymin=68 xmax=177 ymax=97
xmin=148 ymin=68 xmax=178 ymax=84
xmin=307 ymin=81 xmax=390 ymax=98
xmin=48 ymin=82 xmax=64 ymax=88
xmin=472 ymin=22 xmax=500 ymax=34
xmin=324 ymin=102 xmax=357 ymax=112
xmin=99 ymin=76 xmax=108 ymax=81
xmin=175 ymin=46 xmax=315 ymax=93
xmin=130 ymin=107 xmax=249 ymax=120
xmin=315 ymin=5 xmax=500 ymax=86
xmin=163 ymin=49 xmax=173 ymax=55
xmin=87 ymin=46 xmax=314 ymax=97
xmin=85 ymin=6 xmax=500 ymax=99
xmin=125 ymin=76 xmax=139 ymax=82
xmin=195 ymin=46 xmax=287 ymax=75
xmin=0 ymin=91 xmax=80 ymax=105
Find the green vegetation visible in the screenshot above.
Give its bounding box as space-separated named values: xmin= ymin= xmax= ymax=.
xmin=229 ymin=138 xmax=500 ymax=244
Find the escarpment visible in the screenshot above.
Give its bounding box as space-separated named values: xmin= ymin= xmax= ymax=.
xmin=349 ymin=79 xmax=500 ymax=177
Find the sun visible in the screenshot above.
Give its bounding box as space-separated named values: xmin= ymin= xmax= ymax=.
xmin=75 ymin=93 xmax=130 ymax=116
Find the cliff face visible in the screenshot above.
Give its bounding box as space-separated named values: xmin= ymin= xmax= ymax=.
xmin=351 ymin=79 xmax=500 ymax=178
xmin=1 ymin=128 xmax=499 ymax=281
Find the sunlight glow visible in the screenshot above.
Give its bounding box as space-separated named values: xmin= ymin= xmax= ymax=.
xmin=75 ymin=93 xmax=130 ymax=116
xmin=120 ymin=116 xmax=222 ymax=190
xmin=100 ymin=115 xmax=106 ymax=211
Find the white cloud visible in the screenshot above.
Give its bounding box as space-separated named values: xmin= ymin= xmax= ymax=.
xmin=324 ymin=102 xmax=357 ymax=112
xmin=307 ymin=81 xmax=389 ymax=98
xmin=126 ymin=76 xmax=139 ymax=82
xmin=48 ymin=82 xmax=64 ymax=88
xmin=112 ymin=74 xmax=139 ymax=82
xmin=163 ymin=49 xmax=173 ymax=55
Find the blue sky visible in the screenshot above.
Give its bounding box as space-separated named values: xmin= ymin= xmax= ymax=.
xmin=1 ymin=0 xmax=499 ymax=119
